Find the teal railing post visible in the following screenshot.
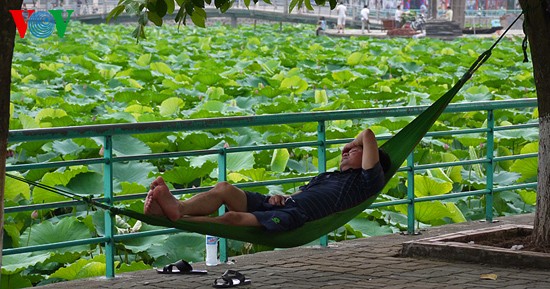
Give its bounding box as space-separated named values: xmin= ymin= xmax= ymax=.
xmin=317 ymin=121 xmax=328 ymax=246
xmin=217 ymin=149 xmax=228 ymax=263
xmin=485 ymin=110 xmax=494 ymax=222
xmin=407 ymin=152 xmax=416 ymax=234
xmin=103 ymin=136 xmax=115 ymax=278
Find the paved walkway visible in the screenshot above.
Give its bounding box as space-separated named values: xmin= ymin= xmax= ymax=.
xmin=40 ymin=213 xmax=550 ymax=289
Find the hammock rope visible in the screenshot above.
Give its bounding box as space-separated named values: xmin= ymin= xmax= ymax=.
xmin=5 ymin=16 xmax=524 ymax=248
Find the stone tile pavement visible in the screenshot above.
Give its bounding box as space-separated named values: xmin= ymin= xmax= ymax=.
xmin=39 ymin=213 xmax=550 ymax=289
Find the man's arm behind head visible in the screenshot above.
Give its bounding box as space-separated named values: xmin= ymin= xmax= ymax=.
xmin=360 ymin=129 xmax=380 ymax=170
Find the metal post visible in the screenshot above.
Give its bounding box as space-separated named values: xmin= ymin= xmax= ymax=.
xmin=103 ymin=136 xmax=115 ymax=278
xmin=317 ymin=121 xmax=328 ymax=246
xmin=485 ymin=110 xmax=494 ymax=222
xmin=407 ymin=152 xmax=415 ymax=234
xmin=217 ymin=151 xmax=228 ymax=263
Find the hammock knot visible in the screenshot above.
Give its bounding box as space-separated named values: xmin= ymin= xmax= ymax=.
xmin=82 ymin=195 xmax=94 ymax=204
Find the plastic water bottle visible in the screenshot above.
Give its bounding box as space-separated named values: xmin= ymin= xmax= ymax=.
xmin=205 ymin=235 xmax=219 ymax=266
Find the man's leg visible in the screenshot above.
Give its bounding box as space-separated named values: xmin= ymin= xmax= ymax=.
xmin=145 ymin=177 xmax=249 ymax=221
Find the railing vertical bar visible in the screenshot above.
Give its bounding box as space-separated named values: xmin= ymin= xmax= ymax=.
xmin=407 ymin=152 xmax=416 ymax=234
xmin=217 ymin=149 xmax=228 ymax=263
xmin=485 ymin=110 xmax=495 ymax=222
xmin=103 ymin=135 xmax=115 ymax=278
xmin=317 ymin=121 xmax=328 ymax=247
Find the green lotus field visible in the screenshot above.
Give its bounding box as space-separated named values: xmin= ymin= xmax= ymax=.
xmin=3 ymin=21 xmax=538 ymax=287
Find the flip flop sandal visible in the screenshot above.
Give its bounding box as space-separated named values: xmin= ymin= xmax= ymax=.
xmin=156 ymin=259 xmax=208 ymax=275
xmin=212 ymin=270 xmax=251 ymax=288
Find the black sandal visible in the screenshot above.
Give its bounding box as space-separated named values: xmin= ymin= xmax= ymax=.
xmin=156 ymin=259 xmax=208 ymax=275
xmin=213 ymin=270 xmax=251 ymax=288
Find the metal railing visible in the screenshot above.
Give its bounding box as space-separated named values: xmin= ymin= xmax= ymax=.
xmin=4 ymin=98 xmax=538 ymax=277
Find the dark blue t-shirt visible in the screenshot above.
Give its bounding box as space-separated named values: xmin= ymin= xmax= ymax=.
xmin=291 ymin=162 xmax=385 ymax=221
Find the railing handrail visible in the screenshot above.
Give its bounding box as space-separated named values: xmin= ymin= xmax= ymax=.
xmin=8 ymin=98 xmax=537 ymax=142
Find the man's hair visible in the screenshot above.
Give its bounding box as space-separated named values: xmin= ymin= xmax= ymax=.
xmin=378 ymin=149 xmax=391 ymax=174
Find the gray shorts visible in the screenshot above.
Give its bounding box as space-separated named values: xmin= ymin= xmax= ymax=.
xmin=245 ymin=191 xmax=309 ymax=232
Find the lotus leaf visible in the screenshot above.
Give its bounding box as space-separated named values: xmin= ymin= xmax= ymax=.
xmin=148 ymin=233 xmax=205 ymax=267
xmin=443 ymin=202 xmax=467 ymax=223
xmin=1 ymin=272 xmax=33 ymax=288
xmin=510 ymin=142 xmax=538 ymax=182
xmin=112 ymin=161 xmax=158 ymax=187
xmin=280 ymin=75 xmax=308 ymax=94
xmin=159 ymin=97 xmax=185 ymax=116
xmin=116 ymin=261 xmax=152 ymax=273
xmin=20 ymin=217 xmax=92 ymax=254
xmin=49 ymin=254 xmax=107 ymax=281
xmin=271 ymin=148 xmax=290 ymax=172
xmin=347 ymin=218 xmax=395 ymax=237
xmin=347 ymin=52 xmax=368 ymax=66
xmin=4 ymin=172 xmax=30 ymax=201
xmin=517 ymin=189 xmax=536 ymax=205
xmin=397 ymin=201 xmax=453 ymax=224
xmin=411 ymin=175 xmax=453 ymax=197
xmin=162 ymin=162 xmax=217 ymax=185
xmin=150 ymin=62 xmax=175 ymax=76
xmin=33 ymin=166 xmax=90 ymax=203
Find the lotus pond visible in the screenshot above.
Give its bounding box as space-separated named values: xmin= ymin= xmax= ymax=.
xmin=3 ymin=22 xmax=538 ymax=287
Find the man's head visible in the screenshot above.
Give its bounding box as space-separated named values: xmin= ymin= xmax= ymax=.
xmin=340 ymin=146 xmax=364 ymax=171
xmin=340 ymin=147 xmax=391 ymax=174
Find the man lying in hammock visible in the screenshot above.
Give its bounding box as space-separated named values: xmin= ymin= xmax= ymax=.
xmin=144 ymin=128 xmax=391 ymax=232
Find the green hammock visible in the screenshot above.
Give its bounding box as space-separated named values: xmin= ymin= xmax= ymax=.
xmin=100 ymin=43 xmax=497 ymax=248
xmin=7 ymin=15 xmax=523 ymax=248
xmin=106 ymin=79 xmax=463 ymax=248
xmin=15 ymin=68 xmax=474 ymax=248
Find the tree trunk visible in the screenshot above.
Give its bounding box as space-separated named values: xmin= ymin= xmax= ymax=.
xmin=429 ymin=0 xmax=438 ymax=19
xmin=519 ymin=0 xmax=550 ymax=247
xmin=451 ymin=0 xmax=466 ymax=28
xmin=0 ymin=0 xmax=23 ymax=270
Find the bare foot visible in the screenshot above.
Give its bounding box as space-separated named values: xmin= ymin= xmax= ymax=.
xmin=149 ymin=176 xmax=183 ymax=221
xmin=150 ymin=176 xmax=164 ymax=190
xmin=144 ymin=189 xmax=164 ymax=217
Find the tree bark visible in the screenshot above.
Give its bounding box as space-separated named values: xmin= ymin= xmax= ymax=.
xmin=519 ymin=0 xmax=550 ymax=247
xmin=429 ymin=0 xmax=438 ymax=19
xmin=453 ymin=0 xmax=467 ymax=28
xmin=0 ymin=0 xmax=23 ymax=270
